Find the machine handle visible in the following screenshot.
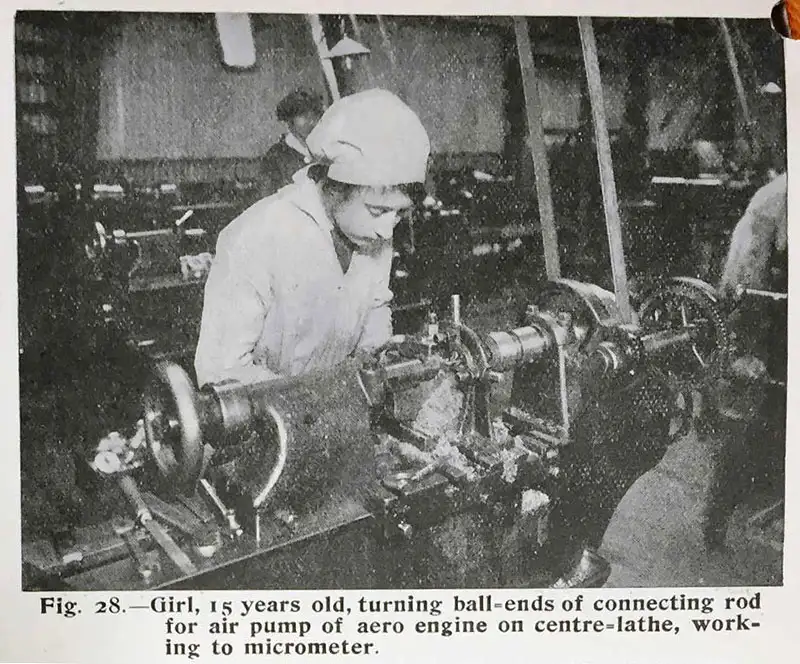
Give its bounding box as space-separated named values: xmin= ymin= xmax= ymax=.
xmin=118 ymin=475 xmax=151 ymax=522
xmin=641 ymin=329 xmax=693 ymax=356
xmin=734 ymin=285 xmax=787 ymax=302
xmin=118 ymin=475 xmax=198 ymax=576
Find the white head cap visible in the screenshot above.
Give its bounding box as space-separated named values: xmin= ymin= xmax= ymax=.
xmin=306 ymin=88 xmax=431 ymax=187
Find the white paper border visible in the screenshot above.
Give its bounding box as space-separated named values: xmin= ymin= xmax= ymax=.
xmin=1 ymin=1 xmax=797 ymax=662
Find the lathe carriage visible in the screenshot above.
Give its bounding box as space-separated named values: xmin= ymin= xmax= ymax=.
xmin=22 ymin=273 xmax=736 ymax=591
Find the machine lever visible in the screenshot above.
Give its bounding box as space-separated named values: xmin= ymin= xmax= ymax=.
xmin=735 ymin=285 xmax=787 ymax=301
xmin=118 ymin=475 xmax=198 ymax=576
xmin=142 ymin=491 xmax=218 ymax=548
xmin=110 ymin=516 xmax=159 ymax=582
xmin=199 ymin=478 xmax=243 ymax=538
xmin=178 ymin=494 xmax=215 ymax=524
xmin=141 ymin=518 xmax=198 ymax=576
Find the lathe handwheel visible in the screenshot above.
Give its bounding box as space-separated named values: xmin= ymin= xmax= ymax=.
xmin=142 ymin=362 xmax=204 ymax=495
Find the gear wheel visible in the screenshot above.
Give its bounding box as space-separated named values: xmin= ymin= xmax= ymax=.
xmin=637 ymin=277 xmax=731 ymax=384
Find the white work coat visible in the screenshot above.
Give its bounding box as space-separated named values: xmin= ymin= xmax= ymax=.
xmin=194 ymin=177 xmax=393 ymax=387
xmin=719 ymin=172 xmax=787 ymax=293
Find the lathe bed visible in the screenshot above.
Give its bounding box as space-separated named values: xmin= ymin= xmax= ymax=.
xmin=24 ymin=452 xmax=558 ymax=591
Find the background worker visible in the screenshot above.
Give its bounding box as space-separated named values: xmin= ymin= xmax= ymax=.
xmin=260 ymin=88 xmax=326 ymax=198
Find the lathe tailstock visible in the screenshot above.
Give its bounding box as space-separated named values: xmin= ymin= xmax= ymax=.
xmin=22 ymin=277 xmax=730 ymax=591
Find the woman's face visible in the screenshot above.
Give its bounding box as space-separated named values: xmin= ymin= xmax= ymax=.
xmin=290 ymin=112 xmax=321 ymax=141
xmin=330 ymin=185 xmax=414 ymax=252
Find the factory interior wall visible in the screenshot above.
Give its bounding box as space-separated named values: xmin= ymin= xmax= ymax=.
xmin=92 ymin=13 xmax=633 ymax=182
xmin=16 ymin=12 xmax=779 ymax=188
xmin=344 ymin=19 xmax=508 ymax=155
xmin=94 ymin=13 xmax=327 ymax=162
xmin=85 ymin=13 xmax=778 ymax=186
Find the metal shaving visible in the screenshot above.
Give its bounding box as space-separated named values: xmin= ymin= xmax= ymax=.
xmin=520 ymin=489 xmax=550 ymax=514
xmin=499 ymin=436 xmax=528 ymax=484
xmin=413 ymin=372 xmax=464 ymax=440
xmin=492 ymin=418 xmax=513 ymax=445
xmin=431 ymin=432 xmax=477 ymax=482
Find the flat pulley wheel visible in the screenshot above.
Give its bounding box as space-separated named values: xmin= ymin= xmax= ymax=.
xmin=638 ymin=277 xmax=730 ymax=381
xmin=142 ymin=361 xmax=204 ymax=495
xmin=533 ymin=279 xmax=621 ymax=351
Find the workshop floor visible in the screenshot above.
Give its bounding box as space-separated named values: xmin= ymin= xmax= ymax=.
xmin=600 ymin=430 xmax=783 ymax=587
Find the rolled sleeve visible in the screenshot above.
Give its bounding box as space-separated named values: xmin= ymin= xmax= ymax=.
xmin=720 ymin=173 xmax=787 ymax=293
xmin=720 ymin=209 xmax=777 ymax=293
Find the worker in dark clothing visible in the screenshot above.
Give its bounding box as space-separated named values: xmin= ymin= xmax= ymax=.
xmin=259 ymin=89 xmax=325 ymax=198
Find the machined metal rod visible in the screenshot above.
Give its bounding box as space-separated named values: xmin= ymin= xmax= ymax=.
xmin=307 ymin=14 xmax=341 ymax=102
xmin=141 ymin=518 xmax=197 ymax=576
xmin=123 ymin=229 xmax=173 ymax=239
xmin=735 ymin=285 xmax=787 ymax=301
xmin=717 ymin=19 xmax=753 ymax=135
xmin=451 ymin=294 xmax=462 ymax=327
xmin=119 ymin=475 xmax=197 ymax=576
xmin=641 ymin=329 xmax=692 ymax=355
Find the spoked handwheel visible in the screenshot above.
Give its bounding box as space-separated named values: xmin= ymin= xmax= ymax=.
xmin=638 ymin=277 xmax=732 ymax=438
xmin=638 ymin=277 xmax=731 ymax=382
